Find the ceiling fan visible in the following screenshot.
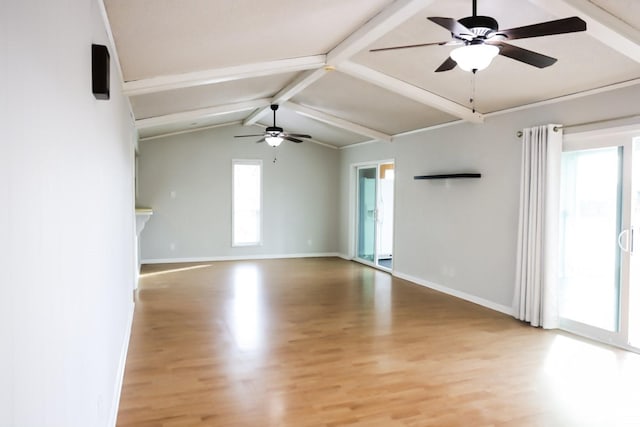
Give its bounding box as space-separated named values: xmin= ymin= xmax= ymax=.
xmin=235 ymin=104 xmax=312 ymax=147
xmin=370 ymin=0 xmax=587 ymax=73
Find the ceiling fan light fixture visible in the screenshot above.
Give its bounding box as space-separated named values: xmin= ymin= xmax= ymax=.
xmin=450 ymin=43 xmax=499 ymax=72
xmin=265 ymin=135 xmax=283 ymax=147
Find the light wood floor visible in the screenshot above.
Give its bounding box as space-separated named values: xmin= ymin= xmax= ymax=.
xmin=117 ymin=258 xmax=640 ymax=426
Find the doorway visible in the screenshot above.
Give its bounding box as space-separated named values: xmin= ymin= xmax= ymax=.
xmin=354 ymin=161 xmax=394 ymax=271
xmin=559 ymin=128 xmax=639 ymax=351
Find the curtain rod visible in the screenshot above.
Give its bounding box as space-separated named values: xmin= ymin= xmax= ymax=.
xmin=516 ymin=113 xmax=640 ymax=137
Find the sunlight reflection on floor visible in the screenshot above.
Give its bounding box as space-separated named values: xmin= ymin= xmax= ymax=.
xmin=543 ymin=334 xmax=640 ymax=426
xmin=230 ymin=264 xmax=262 ymax=351
xmin=140 ymin=264 xmax=212 ymax=277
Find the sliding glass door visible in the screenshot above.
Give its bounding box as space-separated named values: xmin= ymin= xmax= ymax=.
xmin=559 ymin=147 xmax=622 ymax=332
xmin=629 ymin=139 xmax=640 ymax=346
xmin=357 ymin=166 xmax=377 ymax=263
xmin=355 ymin=162 xmax=394 ymax=270
xmin=559 ymin=130 xmax=639 ymax=350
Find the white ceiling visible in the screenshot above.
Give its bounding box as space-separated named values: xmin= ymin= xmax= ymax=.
xmin=104 ymin=0 xmax=640 ymax=148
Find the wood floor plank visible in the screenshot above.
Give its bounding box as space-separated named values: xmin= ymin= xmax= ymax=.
xmin=117 ymin=258 xmax=640 ymax=426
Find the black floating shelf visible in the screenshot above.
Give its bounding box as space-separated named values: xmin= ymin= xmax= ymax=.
xmin=414 ymin=173 xmax=481 ymax=180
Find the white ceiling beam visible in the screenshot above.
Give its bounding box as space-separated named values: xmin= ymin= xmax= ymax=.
xmin=243 ymin=68 xmax=328 ymax=125
xmin=139 ymin=121 xmax=244 ymax=142
xmin=272 ymin=68 xmax=329 ymax=103
xmin=528 ymin=0 xmax=640 ymax=63
xmin=327 ymin=0 xmax=437 ymax=65
xmin=136 ymin=99 xmax=271 ymax=129
xmin=122 ymin=55 xmax=326 ymax=96
xmin=284 ymin=101 xmax=393 ymax=142
xmin=339 ymin=61 xmax=483 ymax=123
xmin=242 ymin=108 xmax=271 ymax=127
xmin=244 ymin=0 xmax=436 ymax=126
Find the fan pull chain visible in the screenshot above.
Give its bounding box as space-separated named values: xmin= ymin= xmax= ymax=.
xmin=470 ymin=70 xmax=477 ymax=113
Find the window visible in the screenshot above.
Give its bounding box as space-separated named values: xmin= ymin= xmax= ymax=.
xmin=232 ymin=160 xmax=262 ymax=246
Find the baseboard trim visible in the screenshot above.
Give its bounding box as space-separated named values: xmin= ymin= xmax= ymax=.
xmin=108 ymin=300 xmax=135 ymax=427
xmin=393 ymin=271 xmax=514 ymax=316
xmin=141 ymin=252 xmax=343 ymax=264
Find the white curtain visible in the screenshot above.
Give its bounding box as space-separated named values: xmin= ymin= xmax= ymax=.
xmin=514 ymin=124 xmax=563 ymax=328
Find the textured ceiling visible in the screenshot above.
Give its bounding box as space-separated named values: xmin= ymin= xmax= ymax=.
xmin=104 ymin=0 xmax=640 ymax=148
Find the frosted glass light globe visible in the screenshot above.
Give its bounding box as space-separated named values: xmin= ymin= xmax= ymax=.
xmin=450 ymin=44 xmax=499 ymax=72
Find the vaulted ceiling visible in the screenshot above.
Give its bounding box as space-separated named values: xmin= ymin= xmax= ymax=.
xmin=103 ymin=0 xmax=640 ymax=148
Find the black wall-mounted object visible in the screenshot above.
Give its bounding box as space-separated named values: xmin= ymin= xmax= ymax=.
xmin=92 ymin=44 xmax=110 ymax=100
xmin=414 ymin=173 xmax=481 ymax=180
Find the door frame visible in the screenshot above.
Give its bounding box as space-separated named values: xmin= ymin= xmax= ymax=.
xmin=560 ymin=125 xmax=639 ymax=352
xmin=349 ymin=159 xmax=396 ymax=272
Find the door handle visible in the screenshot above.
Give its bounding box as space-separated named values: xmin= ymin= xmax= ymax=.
xmin=618 ymin=229 xmax=631 ymax=252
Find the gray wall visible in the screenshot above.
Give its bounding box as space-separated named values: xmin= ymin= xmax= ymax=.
xmin=138 ymin=124 xmax=340 ymax=261
xmin=1 ymin=1 xmax=137 ymax=426
xmin=339 ymin=84 xmax=640 ymax=311
xmin=136 ymin=83 xmax=640 ymax=313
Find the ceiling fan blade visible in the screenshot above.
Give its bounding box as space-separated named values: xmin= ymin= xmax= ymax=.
xmin=499 ymin=17 xmax=586 ymax=40
xmin=370 ymin=40 xmax=451 ymax=52
xmin=255 ymin=138 xmax=265 ymax=144
xmin=435 ymin=56 xmax=457 ymax=72
xmin=286 ymin=133 xmax=312 ymax=139
xmin=235 ymin=134 xmax=265 ymax=138
xmin=428 ymin=17 xmax=473 ymax=37
xmin=285 ymin=136 xmax=303 ymax=143
xmin=492 ymin=41 xmax=557 ymax=68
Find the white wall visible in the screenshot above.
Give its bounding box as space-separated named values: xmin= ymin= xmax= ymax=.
xmin=0 ymin=1 xmax=136 ymax=426
xmin=137 ymin=124 xmax=340 ymax=262
xmin=340 ymin=84 xmax=640 ymax=312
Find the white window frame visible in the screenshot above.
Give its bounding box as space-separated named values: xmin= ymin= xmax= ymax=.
xmin=232 ymin=159 xmax=263 ymax=247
